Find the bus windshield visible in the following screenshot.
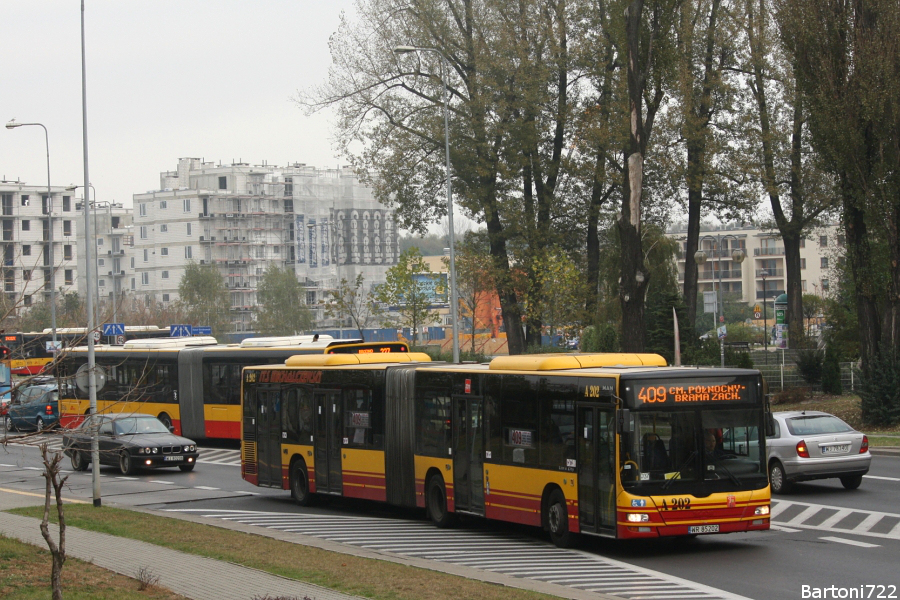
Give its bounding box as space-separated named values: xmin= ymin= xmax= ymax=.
xmin=620 ymin=408 xmax=765 ymax=492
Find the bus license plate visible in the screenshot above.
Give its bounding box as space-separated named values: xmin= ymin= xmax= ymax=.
xmin=689 ymin=525 xmax=719 ymax=534
xmin=164 ymin=456 xmax=184 ymax=462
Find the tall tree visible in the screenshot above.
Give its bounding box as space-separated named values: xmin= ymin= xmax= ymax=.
xmin=443 ymin=231 xmax=495 ymax=353
xmin=376 ymin=248 xmax=440 ymax=346
xmin=255 ymin=265 xmax=313 ymax=336
xmin=324 ymin=273 xmax=385 ymax=340
xmin=177 ymin=262 xmax=231 ymax=340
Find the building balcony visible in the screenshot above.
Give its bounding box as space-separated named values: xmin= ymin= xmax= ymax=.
xmin=754 ymin=247 xmax=785 ymax=256
xmin=755 ymin=268 xmax=784 ymax=278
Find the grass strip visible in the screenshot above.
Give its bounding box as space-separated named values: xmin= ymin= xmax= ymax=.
xmin=0 ymin=534 xmax=183 ymax=600
xmin=11 ymin=505 xmax=554 ymax=600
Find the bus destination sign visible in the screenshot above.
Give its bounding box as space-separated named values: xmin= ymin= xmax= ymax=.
xmin=629 ymin=377 xmax=754 ymax=406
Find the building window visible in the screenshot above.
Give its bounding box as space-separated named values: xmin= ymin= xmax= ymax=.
xmin=22 ymin=245 xmax=30 ymax=256
xmin=307 ymin=291 xmax=316 ymax=305
xmin=63 ymin=196 xmax=71 ymax=211
xmin=131 ymin=278 xmax=135 ymax=290
xmin=186 ymin=223 xmax=192 ymax=236
xmin=100 ymin=279 xmax=107 ymax=288
xmin=141 ymin=272 xmax=149 ymax=285
xmin=161 ymin=247 xmax=169 ymax=256
xmin=98 ymin=258 xmax=105 ymax=267
xmin=143 ymin=249 xmax=149 ymax=262
xmin=160 ymin=200 xmax=167 ymax=209
xmin=22 ymin=220 xmax=29 ymax=231
xmin=218 ymin=176 xmax=227 ymax=190
xmin=162 ymin=271 xmax=169 ymax=279
xmin=24 ymin=295 xmax=32 ymax=306
xmin=160 ymin=224 xmax=168 ymax=233
xmin=284 ymin=177 xmax=293 ymax=197
xmin=821 ymin=257 xmax=829 ymax=269
xmin=822 ymin=278 xmax=830 ymax=292
xmin=97 ymin=238 xmax=103 ymax=246
xmin=131 ymin=257 xmax=135 ymax=268
xmin=800 ymin=258 xmax=806 ymax=269
xmin=819 ymin=235 xmax=828 ymax=247
xmin=162 ymin=293 xmax=170 ymax=302
xmin=23 ymin=270 xmax=30 ymax=281
xmin=183 ymin=198 xmax=191 ymax=212
xmin=184 ymin=246 xmax=192 ymax=259
xmin=140 ymin=226 xmax=147 ymax=239
xmin=42 ymin=195 xmax=50 ymax=215
xmin=139 ymin=203 xmax=147 ymax=217
xmin=837 ymin=235 xmax=845 ymax=246
xmin=801 ymin=280 xmax=807 ymax=292
xmin=21 ymin=195 xmax=29 ymax=207
xmin=65 ymin=270 xmax=73 ymax=285
xmin=64 ymin=245 xmax=72 ymax=260
xmin=63 ymin=221 xmax=71 ymax=236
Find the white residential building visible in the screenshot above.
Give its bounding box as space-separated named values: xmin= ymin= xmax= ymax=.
xmin=74 ymin=201 xmax=134 ymax=316
xmin=132 ymin=158 xmax=400 ymax=332
xmin=0 ymin=181 xmax=79 ymax=312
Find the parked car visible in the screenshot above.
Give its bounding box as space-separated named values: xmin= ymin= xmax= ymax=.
xmin=62 ymin=413 xmax=199 ymax=475
xmin=4 ymin=381 xmax=59 ymax=432
xmin=766 ymin=411 xmax=871 ymax=493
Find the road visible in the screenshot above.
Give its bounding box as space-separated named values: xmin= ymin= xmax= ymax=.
xmin=1 ymin=429 xmax=898 ymax=600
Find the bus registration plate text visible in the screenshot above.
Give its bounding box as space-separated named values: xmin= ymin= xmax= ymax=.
xmin=688 ymin=524 xmax=719 ymax=534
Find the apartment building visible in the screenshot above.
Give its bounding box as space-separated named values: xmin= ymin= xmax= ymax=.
xmin=132 ymin=158 xmax=400 ymax=332
xmin=73 ymin=200 xmax=133 ymax=314
xmin=0 ymin=182 xmax=80 ymax=312
xmin=671 ymin=223 xmax=842 ymax=306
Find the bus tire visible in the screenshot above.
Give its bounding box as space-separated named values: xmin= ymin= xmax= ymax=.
xmin=157 ymin=413 xmax=173 ymax=431
xmin=426 ymin=475 xmax=455 ymax=528
xmin=119 ymin=451 xmax=135 ymax=475
xmin=547 ymin=489 xmax=576 ymax=548
xmin=290 ymin=461 xmax=313 ymax=506
xmin=71 ymin=451 xmax=88 ymax=471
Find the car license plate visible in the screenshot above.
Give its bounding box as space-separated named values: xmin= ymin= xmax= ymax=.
xmin=689 ymin=525 xmax=720 ymax=534
xmin=163 ymin=455 xmax=184 ymax=462
xmin=821 ymin=444 xmax=850 ymax=454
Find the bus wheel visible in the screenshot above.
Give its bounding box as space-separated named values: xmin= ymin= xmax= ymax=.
xmin=426 ymin=475 xmax=455 ymax=528
xmin=157 ymin=413 xmax=173 ymax=431
xmin=71 ymin=451 xmax=88 ymax=471
xmin=547 ymin=489 xmax=575 ymax=548
xmin=290 ymin=461 xmax=313 ymax=506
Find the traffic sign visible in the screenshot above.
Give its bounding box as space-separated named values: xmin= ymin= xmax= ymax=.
xmin=719 ymin=315 xmax=724 ymax=323
xmin=717 ymin=325 xmax=727 ymax=340
xmin=754 ymin=304 xmax=761 ymax=314
xmin=91 ymin=330 xmax=101 ymax=343
xmin=170 ymin=324 xmax=193 ymax=337
xmin=115 ymin=334 xmax=126 ymax=345
xmin=193 ymin=326 xmax=212 ymax=336
xmin=102 ymin=322 xmax=125 ymax=336
xmin=754 ymin=311 xmax=762 ymax=319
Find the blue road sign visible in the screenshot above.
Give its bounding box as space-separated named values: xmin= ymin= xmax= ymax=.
xmin=102 ymin=323 xmax=125 ymax=336
xmin=170 ymin=324 xmax=193 ymax=337
xmin=193 ymin=326 xmax=212 ymax=335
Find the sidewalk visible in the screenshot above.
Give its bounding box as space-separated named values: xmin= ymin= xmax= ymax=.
xmin=0 ymin=488 xmax=365 ymax=600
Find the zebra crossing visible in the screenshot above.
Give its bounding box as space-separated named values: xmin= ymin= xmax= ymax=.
xmin=169 ymin=508 xmax=750 ymax=600
xmin=770 ymin=499 xmax=900 ymax=542
xmin=1 ymin=432 xmax=241 ymax=466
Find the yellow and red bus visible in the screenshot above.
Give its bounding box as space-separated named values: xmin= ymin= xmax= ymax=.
xmin=57 ymin=335 xmax=409 ymax=440
xmin=240 ymin=352 xmax=772 ymax=546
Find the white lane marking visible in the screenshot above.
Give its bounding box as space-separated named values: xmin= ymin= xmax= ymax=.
xmin=115 ymin=476 xmax=138 ymax=481
xmin=148 ymin=480 xmax=175 ymax=485
xmin=820 ymin=536 xmax=880 ymax=548
xmin=786 ymin=505 xmax=822 ymax=525
xmin=864 ymin=475 xmax=900 ymax=481
xmin=769 ymin=501 xmax=793 ymax=519
xmin=232 ymin=490 xmax=260 ymax=495
xmin=193 ymin=486 xmax=219 ymax=490
xmin=770 ymin=524 xmax=801 ymax=533
xmin=856 ymin=513 xmax=884 ymax=533
xmin=818 ymin=509 xmax=853 ymax=529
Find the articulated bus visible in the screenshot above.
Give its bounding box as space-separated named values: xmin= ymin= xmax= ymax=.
xmin=240 ymin=352 xmax=772 ymax=546
xmin=2 ymin=326 xmax=171 ymax=376
xmin=57 ymin=335 xmax=409 ymax=440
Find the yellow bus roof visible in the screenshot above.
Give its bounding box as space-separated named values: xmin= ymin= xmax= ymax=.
xmin=488 ymin=353 xmax=667 ymax=371
xmin=283 ymin=352 xmax=433 ymax=367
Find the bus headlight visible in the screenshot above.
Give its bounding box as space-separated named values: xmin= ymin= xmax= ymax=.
xmin=755 ymin=505 xmax=770 ymax=516
xmin=627 ymin=513 xmax=650 ymax=523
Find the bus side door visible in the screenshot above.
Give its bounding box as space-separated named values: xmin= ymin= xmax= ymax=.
xmin=452 ymin=395 xmax=484 ymax=514
xmin=577 ymin=404 xmax=616 ymax=535
xmin=314 ymin=390 xmax=342 ymax=495
xmin=257 ymin=388 xmax=283 ymax=488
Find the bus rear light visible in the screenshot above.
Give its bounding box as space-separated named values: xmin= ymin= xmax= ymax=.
xmin=627 ymin=513 xmax=649 ymax=523
xmin=796 ymin=441 xmax=810 ymax=458
xmin=860 ymin=435 xmax=868 ymax=453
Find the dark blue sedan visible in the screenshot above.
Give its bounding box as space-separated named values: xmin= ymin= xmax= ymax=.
xmin=4 ymin=382 xmax=58 ymax=432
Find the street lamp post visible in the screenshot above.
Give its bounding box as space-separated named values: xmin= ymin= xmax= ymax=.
xmin=761 ymin=269 xmax=768 ymax=364
xmin=5 ymin=120 xmax=57 ymax=354
xmin=695 ymin=234 xmax=746 ymax=367
xmin=393 ymin=45 xmax=460 ymax=364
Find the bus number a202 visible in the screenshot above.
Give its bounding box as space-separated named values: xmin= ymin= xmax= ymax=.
xmin=660 ymin=497 xmax=690 ymax=510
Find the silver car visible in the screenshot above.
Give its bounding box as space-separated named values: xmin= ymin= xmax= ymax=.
xmin=766 ymin=411 xmax=871 ymax=493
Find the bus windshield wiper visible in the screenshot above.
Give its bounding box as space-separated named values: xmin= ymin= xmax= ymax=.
xmin=662 ymin=450 xmax=696 ymax=490
xmin=713 ymin=459 xmax=741 ymax=486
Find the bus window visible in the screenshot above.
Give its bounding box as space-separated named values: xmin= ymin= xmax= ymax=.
xmin=500 ymin=375 xmax=539 ymax=466
xmin=205 ymin=363 xmax=242 ymax=405
xmin=344 ymin=388 xmax=374 ymax=448
xmin=417 ymin=391 xmax=451 ymax=457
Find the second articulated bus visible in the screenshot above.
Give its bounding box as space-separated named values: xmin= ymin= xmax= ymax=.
xmin=57 ymin=335 xmax=409 ymax=440
xmin=240 ymin=352 xmax=772 ymax=546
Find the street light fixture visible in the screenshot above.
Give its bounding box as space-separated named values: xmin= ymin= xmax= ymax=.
xmin=694 ymin=234 xmax=746 ymax=367
xmin=5 ymin=120 xmax=58 ymax=354
xmin=393 ymin=45 xmax=459 ymax=364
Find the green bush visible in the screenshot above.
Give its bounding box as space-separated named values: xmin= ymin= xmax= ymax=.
xmin=860 ymin=344 xmax=900 ymax=426
xmin=795 ymin=348 xmax=824 ymax=385
xmin=773 ymin=387 xmax=809 ymax=405
xmin=728 ymin=349 xmax=754 ymax=369
xmin=821 ymin=344 xmax=843 ymax=395
xmin=581 ymin=324 xmax=619 ymax=352
xmin=682 ymin=338 xmax=720 ymax=366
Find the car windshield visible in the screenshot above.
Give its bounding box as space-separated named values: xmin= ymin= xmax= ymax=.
xmin=785 ymin=415 xmax=853 ymax=436
xmin=113 ymin=417 xmax=169 ymax=435
xmin=620 ymin=408 xmax=765 ymax=490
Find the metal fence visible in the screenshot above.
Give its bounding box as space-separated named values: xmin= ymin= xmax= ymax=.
xmin=751 ymin=349 xmax=860 ymax=393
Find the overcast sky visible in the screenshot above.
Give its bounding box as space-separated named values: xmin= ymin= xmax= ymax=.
xmin=1 ymin=1 xmax=354 ymax=207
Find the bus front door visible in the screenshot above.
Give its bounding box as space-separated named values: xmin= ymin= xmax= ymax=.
xmin=314 ymin=391 xmax=342 ymax=495
xmin=576 ymin=405 xmax=616 ymax=535
xmin=452 ymin=396 xmax=484 ymax=514
xmin=257 ymin=389 xmax=283 ymax=487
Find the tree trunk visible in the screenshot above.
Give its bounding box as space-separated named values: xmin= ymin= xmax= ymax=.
xmin=782 ymin=234 xmax=805 ymax=346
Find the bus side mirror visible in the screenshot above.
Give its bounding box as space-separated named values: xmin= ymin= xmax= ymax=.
xmin=765 ymin=396 xmax=776 ymax=437
xmin=616 ymin=408 xmax=632 ymax=433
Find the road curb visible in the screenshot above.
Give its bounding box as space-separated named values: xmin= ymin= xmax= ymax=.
xmin=870 ymin=447 xmax=900 ymax=456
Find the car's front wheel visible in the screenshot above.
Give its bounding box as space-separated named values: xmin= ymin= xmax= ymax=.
xmin=840 ymin=474 xmax=863 ymax=490
xmin=769 ymin=460 xmax=790 ymax=494
xmin=178 ymin=463 xmax=195 ymax=472
xmin=119 ymin=451 xmax=135 ymax=475
xmin=70 ymin=450 xmax=88 ymax=471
